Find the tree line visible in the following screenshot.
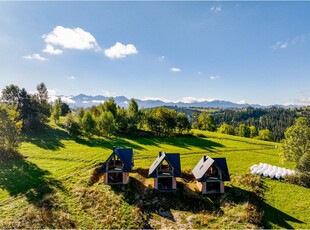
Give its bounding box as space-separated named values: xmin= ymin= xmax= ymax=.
xmin=65 ymin=98 xmax=191 ymax=138
xmin=186 ymin=106 xmax=310 ymax=142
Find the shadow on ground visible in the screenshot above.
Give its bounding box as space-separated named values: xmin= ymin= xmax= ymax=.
xmin=23 ymin=124 xmax=69 ymax=150
xmin=224 ymin=186 xmax=304 ymax=229
xmin=131 ymin=135 xmax=224 ymax=152
xmin=0 ymin=157 xmax=66 ymax=207
xmin=107 ymin=171 xmax=304 ymax=229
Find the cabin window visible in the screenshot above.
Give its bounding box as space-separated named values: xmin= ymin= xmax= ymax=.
xmin=107 ymin=155 xmax=124 ymax=170
xmin=158 ymin=177 xmax=173 ymax=190
xmin=206 ymin=182 xmax=221 ymax=193
xmin=206 ymin=165 xmax=220 ymax=179
xmin=159 ymin=160 xmax=172 ymax=173
xmin=107 ymin=172 xmax=123 ymax=184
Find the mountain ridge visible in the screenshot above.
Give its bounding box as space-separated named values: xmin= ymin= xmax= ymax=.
xmin=56 ymin=94 xmax=299 ymax=109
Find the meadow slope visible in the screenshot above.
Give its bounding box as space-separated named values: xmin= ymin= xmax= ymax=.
xmin=0 ymin=124 xmax=309 ymax=228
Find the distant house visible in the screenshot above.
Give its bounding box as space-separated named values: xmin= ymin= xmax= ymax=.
xmin=148 ymin=152 xmax=182 ymax=191
xmin=192 ymin=156 xmax=230 ymax=194
xmin=101 ymin=147 xmax=134 ymax=185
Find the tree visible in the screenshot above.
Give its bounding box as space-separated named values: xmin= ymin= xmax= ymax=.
xmin=198 ymin=112 xmax=216 ymax=132
xmin=81 ymin=111 xmax=96 ymax=137
xmin=218 ymin=123 xmax=235 ymax=135
xmin=0 ymin=105 xmax=22 ymax=155
xmin=258 ymin=129 xmax=273 ymax=141
xmin=97 ymin=111 xmax=116 ymax=137
xmin=60 ymin=102 xmax=70 ymax=116
xmin=1 ymin=84 xmax=21 ymax=107
xmin=102 ymin=98 xmax=117 ymax=118
xmin=250 ymin=125 xmax=258 ymax=138
xmin=176 ymin=112 xmax=191 ymax=134
xmin=282 ymin=117 xmax=310 ymax=164
xmin=238 ymin=124 xmax=250 ymax=138
xmin=116 ymin=107 xmax=128 ymax=133
xmin=34 ymin=82 xmax=51 ymax=121
xmin=51 ymin=98 xmax=62 ymax=124
xmin=65 ymin=113 xmax=81 ymax=138
xmin=127 ymin=98 xmax=139 ymax=133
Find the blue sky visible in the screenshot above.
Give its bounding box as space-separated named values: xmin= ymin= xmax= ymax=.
xmin=1 ymin=1 xmax=310 ymax=105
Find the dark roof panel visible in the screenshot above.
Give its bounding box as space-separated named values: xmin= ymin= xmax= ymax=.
xmin=148 ymin=152 xmax=182 ymax=178
xmin=213 ymin=158 xmax=230 ymax=181
xmin=165 ymin=153 xmax=182 ymax=177
xmin=115 ymin=148 xmax=133 ymax=172
xmin=192 ymin=156 xmax=230 ymax=182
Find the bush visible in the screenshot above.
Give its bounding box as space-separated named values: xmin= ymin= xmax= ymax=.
xmin=65 ymin=114 xmax=81 ymax=138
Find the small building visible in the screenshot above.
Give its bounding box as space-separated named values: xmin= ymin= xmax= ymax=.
xmin=192 ymin=156 xmax=230 ymax=194
xmin=101 ymin=147 xmax=134 ymax=185
xmin=148 ymin=152 xmax=182 ymax=191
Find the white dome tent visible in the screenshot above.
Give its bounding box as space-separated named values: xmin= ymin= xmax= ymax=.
xmin=250 ymin=163 xmax=296 ymax=179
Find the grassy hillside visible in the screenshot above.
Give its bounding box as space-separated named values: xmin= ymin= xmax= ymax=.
xmin=0 ymin=123 xmax=309 ymax=228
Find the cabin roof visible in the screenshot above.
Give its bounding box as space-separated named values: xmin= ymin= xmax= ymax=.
xmin=100 ymin=147 xmax=133 ymax=173
xmin=114 ymin=148 xmax=133 ymax=172
xmin=148 ymin=152 xmax=182 ymax=178
xmin=192 ymin=156 xmax=230 ymax=182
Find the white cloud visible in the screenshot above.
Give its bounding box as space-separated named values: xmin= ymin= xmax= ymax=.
xmin=237 ymin=100 xmax=247 ymax=104
xmin=67 ymin=76 xmax=76 ymax=80
xmin=159 ymin=56 xmax=165 ymax=61
xmin=179 ymin=97 xmax=216 ymax=103
xmin=104 ymin=42 xmax=138 ymax=59
xmin=209 ymin=75 xmax=220 ymax=80
xmin=271 ymin=41 xmax=289 ymax=50
xmin=48 ymin=89 xmax=76 ymax=104
xmin=92 ymin=100 xmax=105 ymax=104
xmin=170 ymin=67 xmax=182 ymax=72
xmin=102 ymin=90 xmax=115 ymax=97
xmin=272 ymin=34 xmax=308 ymax=50
xmin=43 ymin=44 xmax=63 ymax=55
xmin=210 ymin=5 xmax=222 ymax=13
xmin=142 ymin=97 xmax=173 ymax=103
xmin=23 ymin=54 xmax=47 ymax=61
xmin=43 ymin=26 xmax=100 ymax=51
xmin=296 ymin=97 xmax=310 ymax=105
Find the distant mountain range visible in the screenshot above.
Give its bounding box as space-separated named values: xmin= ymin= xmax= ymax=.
xmin=56 ymin=94 xmax=299 ymax=109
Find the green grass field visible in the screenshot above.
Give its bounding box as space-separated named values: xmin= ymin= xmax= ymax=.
xmin=0 ymin=123 xmax=309 ymax=228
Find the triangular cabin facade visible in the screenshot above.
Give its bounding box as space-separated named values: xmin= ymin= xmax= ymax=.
xmin=148 ymin=152 xmax=182 ymax=191
xmin=192 ymin=156 xmax=230 ymax=194
xmin=102 ymin=147 xmax=134 ymax=185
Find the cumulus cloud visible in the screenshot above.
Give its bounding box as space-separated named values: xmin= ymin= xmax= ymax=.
xmin=210 ymin=5 xmax=222 ymax=13
xmin=23 ymin=54 xmax=47 ymax=61
xmin=43 ymin=26 xmax=100 ymax=51
xmin=48 ymin=89 xmax=76 ymax=104
xmin=209 ymin=75 xmax=220 ymax=80
xmin=170 ymin=67 xmax=182 ymax=72
xmin=104 ymin=42 xmax=138 ymax=59
xmin=43 ymin=44 xmax=63 ymax=55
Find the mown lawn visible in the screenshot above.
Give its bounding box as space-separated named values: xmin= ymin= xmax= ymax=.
xmin=0 ymin=124 xmax=309 ymax=228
